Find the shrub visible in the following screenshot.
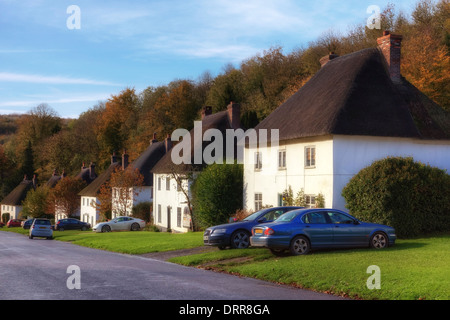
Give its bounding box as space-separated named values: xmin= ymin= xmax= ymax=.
xmin=342 ymin=157 xmax=450 ymax=238
xmin=192 ymin=163 xmax=243 ymax=229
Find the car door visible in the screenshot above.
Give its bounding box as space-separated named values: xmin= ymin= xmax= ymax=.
xmin=326 ymin=211 xmax=367 ymax=246
xmin=302 ymin=211 xmax=334 ymax=247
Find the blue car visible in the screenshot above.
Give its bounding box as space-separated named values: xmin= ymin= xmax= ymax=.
xmin=250 ymin=208 xmax=396 ymax=255
xmin=203 ymin=206 xmax=303 ymax=249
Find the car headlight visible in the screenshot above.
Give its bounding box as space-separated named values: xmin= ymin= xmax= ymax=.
xmin=212 ymin=228 xmax=227 ymax=234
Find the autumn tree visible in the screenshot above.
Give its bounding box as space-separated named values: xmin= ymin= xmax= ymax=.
xmin=110 ymin=166 xmax=144 ymax=217
xmin=48 ymin=176 xmax=87 ymax=218
xmin=21 ymin=186 xmax=50 ymax=218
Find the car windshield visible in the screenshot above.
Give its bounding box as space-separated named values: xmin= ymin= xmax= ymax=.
xmin=242 ymin=210 xmax=266 ymax=221
xmin=275 ymin=210 xmax=300 ymax=222
xmin=35 ymin=220 xmax=51 ymax=225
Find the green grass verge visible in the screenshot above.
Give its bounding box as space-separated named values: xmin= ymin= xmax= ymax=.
xmin=1 ymin=227 xmax=203 ymax=254
xmin=170 ymin=235 xmax=450 ymax=300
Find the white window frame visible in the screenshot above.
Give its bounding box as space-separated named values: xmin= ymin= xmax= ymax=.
xmin=278 ymin=149 xmax=286 ymax=170
xmin=305 ymin=195 xmax=316 ymax=208
xmin=305 ymin=146 xmax=316 ymax=168
xmin=254 ymin=152 xmax=262 ymax=171
xmin=255 ymin=193 xmax=263 ymax=211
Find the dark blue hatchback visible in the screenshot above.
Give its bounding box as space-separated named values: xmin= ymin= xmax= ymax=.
xmin=203 ymin=206 xmax=303 ymax=249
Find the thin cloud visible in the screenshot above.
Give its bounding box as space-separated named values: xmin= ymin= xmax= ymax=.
xmin=0 ymin=72 xmax=120 ymax=86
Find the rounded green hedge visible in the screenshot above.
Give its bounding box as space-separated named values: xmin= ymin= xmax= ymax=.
xmin=342 ymin=157 xmax=450 ymax=238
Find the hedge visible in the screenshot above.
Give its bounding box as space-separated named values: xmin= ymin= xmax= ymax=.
xmin=342 ymin=157 xmax=450 ymax=238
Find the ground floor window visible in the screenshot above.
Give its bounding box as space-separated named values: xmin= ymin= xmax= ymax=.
xmin=305 ymin=195 xmax=316 ymax=208
xmin=255 ymin=193 xmax=263 ymax=211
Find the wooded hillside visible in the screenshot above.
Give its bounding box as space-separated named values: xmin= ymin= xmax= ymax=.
xmin=1 ymin=0 xmax=448 ymax=199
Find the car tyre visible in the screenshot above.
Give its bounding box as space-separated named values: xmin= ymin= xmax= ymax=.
xmin=131 ymin=223 xmax=140 ymax=231
xmin=59 ymin=227 xmax=64 ymax=231
xmin=370 ymin=232 xmax=388 ymax=249
xmin=81 ymin=226 xmax=87 ymax=231
xmin=230 ymin=230 xmax=250 ymax=249
xmin=270 ymin=248 xmax=287 ymax=256
xmin=102 ymin=225 xmax=111 ymax=233
xmin=29 ymin=235 xmax=33 ymax=239
xmin=289 ymin=235 xmax=310 ymax=255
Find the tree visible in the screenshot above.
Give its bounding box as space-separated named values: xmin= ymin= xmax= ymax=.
xmin=48 ymin=176 xmax=87 ymax=218
xmin=21 ymin=186 xmax=50 ymax=218
xmin=192 ymin=163 xmax=243 ymax=229
xmin=110 ymin=166 xmax=145 ymax=217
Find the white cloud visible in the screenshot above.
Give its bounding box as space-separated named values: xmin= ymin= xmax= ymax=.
xmin=0 ymin=72 xmax=120 ymax=86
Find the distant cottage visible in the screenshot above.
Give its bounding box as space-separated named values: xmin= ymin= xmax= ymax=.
xmin=243 ymin=31 xmax=450 ymax=211
xmin=1 ymin=175 xmax=37 ymax=221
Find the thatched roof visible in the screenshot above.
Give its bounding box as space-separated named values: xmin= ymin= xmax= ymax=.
xmin=152 ymin=105 xmax=243 ymax=174
xmin=78 ymin=162 xmax=120 ymax=197
xmin=255 ymin=48 xmax=450 ymax=142
xmin=128 ymin=140 xmax=167 ymax=186
xmin=1 ymin=179 xmax=35 ymax=206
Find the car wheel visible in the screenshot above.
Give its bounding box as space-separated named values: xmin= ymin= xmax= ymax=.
xmin=81 ymin=226 xmax=87 ymax=231
xmin=59 ymin=227 xmax=64 ymax=231
xmin=370 ymin=232 xmax=388 ymax=249
xmin=218 ymin=246 xmax=227 ymax=250
xmin=29 ymin=235 xmax=33 ymax=239
xmin=47 ymin=236 xmax=53 ymax=240
xmin=131 ymin=223 xmax=140 ymax=231
xmin=230 ymin=230 xmax=250 ymax=249
xmin=101 ymin=225 xmax=111 ymax=233
xmin=289 ymin=235 xmax=310 ymax=255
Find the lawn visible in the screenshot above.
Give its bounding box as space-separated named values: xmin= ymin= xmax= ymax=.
xmin=1 ymin=227 xmax=203 ymax=254
xmin=170 ymin=234 xmax=450 ymax=300
xmin=2 ymin=226 xmax=449 ymax=299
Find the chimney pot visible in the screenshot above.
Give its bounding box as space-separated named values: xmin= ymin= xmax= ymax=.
xmin=89 ymin=162 xmax=96 ymax=180
xmin=320 ymin=53 xmax=339 ymax=67
xmin=111 ymin=151 xmax=118 ymax=164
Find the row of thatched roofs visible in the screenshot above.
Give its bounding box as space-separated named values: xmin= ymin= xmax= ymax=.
xmin=2 ymin=31 xmax=449 ymax=209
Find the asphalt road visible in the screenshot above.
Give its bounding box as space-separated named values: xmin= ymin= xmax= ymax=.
xmin=0 ymin=231 xmax=343 ymax=301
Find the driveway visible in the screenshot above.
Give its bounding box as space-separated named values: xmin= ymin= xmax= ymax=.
xmin=0 ymin=231 xmax=344 ymax=301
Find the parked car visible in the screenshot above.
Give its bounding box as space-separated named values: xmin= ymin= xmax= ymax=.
xmin=22 ymin=219 xmax=35 ymax=229
xmin=203 ymin=206 xmax=304 ymax=250
xmin=93 ymin=216 xmax=146 ymax=233
xmin=0 ymin=221 xmax=4 ymax=228
xmin=250 ymin=208 xmax=396 ymax=256
xmin=29 ymin=218 xmax=53 ymax=240
xmin=55 ymin=218 xmax=91 ymax=231
xmin=7 ymin=219 xmax=22 ymax=228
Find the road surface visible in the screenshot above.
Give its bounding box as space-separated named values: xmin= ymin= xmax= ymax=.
xmin=0 ymin=231 xmax=343 ymax=301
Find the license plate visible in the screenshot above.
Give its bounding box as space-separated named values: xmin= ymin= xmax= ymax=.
xmin=39 ymin=227 xmax=46 ymax=229
xmin=254 ymin=229 xmax=262 ymax=234
xmin=203 ymin=236 xmax=209 ymax=241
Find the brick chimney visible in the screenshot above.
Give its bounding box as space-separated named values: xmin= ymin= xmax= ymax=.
xmin=122 ymin=149 xmax=129 ymax=170
xmin=89 ymin=162 xmax=96 ymax=180
xmin=165 ymin=134 xmax=172 ymax=153
xmin=320 ymin=52 xmax=339 ymax=67
xmin=201 ymin=106 xmax=213 ymax=120
xmin=377 ymin=30 xmax=403 ymax=84
xmin=227 ymin=102 xmax=241 ymax=129
xmin=150 ymin=132 xmax=158 ymax=145
xmin=111 ymin=151 xmax=118 ymax=164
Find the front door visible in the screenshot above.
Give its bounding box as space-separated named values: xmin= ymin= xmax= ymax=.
xmin=167 ymin=207 xmax=171 ymax=230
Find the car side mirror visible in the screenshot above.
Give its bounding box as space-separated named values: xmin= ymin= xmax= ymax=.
xmin=257 ymin=218 xmax=267 ymax=223
xmin=353 ymin=220 xmax=360 ymax=225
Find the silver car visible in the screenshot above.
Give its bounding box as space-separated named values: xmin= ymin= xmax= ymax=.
xmin=93 ymin=216 xmax=146 ymax=233
xmin=29 ymin=218 xmax=53 ymax=240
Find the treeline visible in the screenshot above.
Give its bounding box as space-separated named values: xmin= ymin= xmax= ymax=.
xmin=1 ymin=0 xmax=449 ymax=199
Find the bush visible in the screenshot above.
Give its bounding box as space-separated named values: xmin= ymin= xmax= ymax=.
xmin=192 ymin=163 xmax=243 ymax=229
xmin=342 ymin=157 xmax=450 ymax=238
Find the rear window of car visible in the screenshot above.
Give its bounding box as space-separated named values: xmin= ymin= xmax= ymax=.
xmin=34 ymin=220 xmax=51 ymax=225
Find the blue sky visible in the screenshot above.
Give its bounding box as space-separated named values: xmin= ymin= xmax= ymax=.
xmin=0 ymin=0 xmax=418 ymax=118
